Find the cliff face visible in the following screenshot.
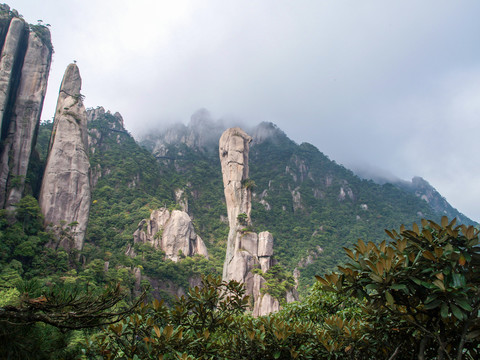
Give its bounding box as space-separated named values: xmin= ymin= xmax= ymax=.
xmin=87 ymin=106 xmax=124 ymax=129
xmin=0 ymin=14 xmax=52 ymax=209
xmin=141 ymin=109 xmax=225 ymax=157
xmin=220 ymin=127 xmax=296 ymax=316
xmin=39 ymin=64 xmax=91 ymax=251
xmin=131 ymin=207 xmax=208 ymax=262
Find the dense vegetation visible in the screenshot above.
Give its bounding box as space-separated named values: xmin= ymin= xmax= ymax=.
xmin=2 ymin=212 xmax=478 ymax=359
xmin=1 ymin=2 xmax=477 ymax=357
xmin=20 ymin=114 xmax=474 ymax=299
xmin=1 ymin=111 xmax=478 ymax=358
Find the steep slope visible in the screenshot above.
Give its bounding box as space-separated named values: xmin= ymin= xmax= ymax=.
xmin=248 ymin=123 xmax=437 ymax=287
xmin=86 ymin=109 xmax=175 ymax=253
xmin=82 ymin=110 xmax=219 ymax=300
xmin=33 ymin=108 xmax=473 ymax=295
xmin=139 ymin=117 xmax=465 ymax=290
xmin=394 ymin=176 xmax=474 ymax=225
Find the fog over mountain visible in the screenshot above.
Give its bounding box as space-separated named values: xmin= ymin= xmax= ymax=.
xmin=7 ymin=0 xmax=480 ymax=221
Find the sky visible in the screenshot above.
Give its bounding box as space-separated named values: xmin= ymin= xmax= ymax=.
xmin=7 ymin=0 xmax=480 ymax=221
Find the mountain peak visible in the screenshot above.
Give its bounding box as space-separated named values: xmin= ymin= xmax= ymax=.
xmin=59 ymin=63 xmax=81 ymax=96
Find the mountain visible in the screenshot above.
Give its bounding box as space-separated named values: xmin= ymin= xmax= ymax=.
xmin=29 ymin=108 xmax=472 ymax=295
xmin=2 ymin=1 xmax=475 ymax=301
xmin=138 ymin=113 xmax=477 ymax=290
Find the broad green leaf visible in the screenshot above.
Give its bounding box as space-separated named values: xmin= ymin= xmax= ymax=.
xmin=440 ymin=303 xmax=449 ymax=318
xmin=390 ymin=284 xmax=408 ymax=291
xmin=385 ymin=291 xmax=394 ymax=306
xmin=411 ymin=277 xmax=422 ymax=286
xmin=451 ymin=273 xmax=466 ymax=288
xmin=424 ymin=299 xmax=441 ymax=310
xmin=455 ymin=298 xmax=473 ymax=312
xmin=365 ymin=283 xmax=378 ymax=291
xmin=450 ymin=303 xmax=465 ymax=321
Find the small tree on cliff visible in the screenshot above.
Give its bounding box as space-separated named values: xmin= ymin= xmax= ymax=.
xmin=317 ymin=217 xmax=480 ymax=359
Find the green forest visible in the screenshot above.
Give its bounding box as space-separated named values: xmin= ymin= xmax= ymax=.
xmin=1 ymin=109 xmax=479 ymax=359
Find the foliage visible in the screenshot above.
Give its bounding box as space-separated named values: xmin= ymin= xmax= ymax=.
xmin=254 ymin=265 xmax=296 ymax=303
xmin=237 ymin=212 xmax=248 ymax=225
xmin=20 ymin=117 xmax=480 ymax=358
xmin=242 ymin=178 xmax=256 ymax=190
xmin=317 ymin=217 xmax=480 ymax=359
xmin=90 ymin=276 xmax=367 ymax=359
xmin=89 ymin=276 xmax=249 ymax=359
xmin=0 ymin=279 xmax=144 ymax=359
xmin=0 ymin=281 xmax=144 ymax=330
xmin=33 ymin=116 xmax=468 ymax=298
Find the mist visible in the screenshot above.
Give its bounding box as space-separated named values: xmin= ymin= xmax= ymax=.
xmin=7 ymin=0 xmax=480 ymax=221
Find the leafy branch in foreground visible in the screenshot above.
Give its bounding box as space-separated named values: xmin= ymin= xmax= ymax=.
xmin=0 ymin=281 xmax=145 ymax=330
xmin=317 ymin=216 xmax=480 ymax=360
xmin=90 ymin=275 xmax=249 ymax=359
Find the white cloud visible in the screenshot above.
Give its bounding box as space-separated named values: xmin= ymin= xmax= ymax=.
xmin=6 ymin=0 xmax=480 ymax=220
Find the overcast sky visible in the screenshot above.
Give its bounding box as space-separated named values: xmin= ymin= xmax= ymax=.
xmin=8 ymin=0 xmax=480 ymax=221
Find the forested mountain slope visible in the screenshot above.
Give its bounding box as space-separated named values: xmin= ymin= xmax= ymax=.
xmin=30 ymin=108 xmax=475 ymax=293
xmin=119 ymin=110 xmax=476 ymax=290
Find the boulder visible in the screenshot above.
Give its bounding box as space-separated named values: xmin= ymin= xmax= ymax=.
xmin=132 ymin=208 xmax=208 ymax=262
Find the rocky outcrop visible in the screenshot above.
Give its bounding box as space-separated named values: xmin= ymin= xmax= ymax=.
xmin=393 ymin=176 xmax=475 ymax=226
xmin=140 ymin=109 xmax=225 ymax=157
xmin=39 ymin=64 xmax=91 ymax=251
xmin=132 ymin=208 xmax=208 ymax=262
xmin=0 ymin=15 xmax=52 ymax=208
xmin=219 ymin=127 xmax=253 ymax=277
xmin=220 ymin=127 xmax=296 ymax=316
xmin=86 ymin=106 xmax=105 ymax=122
xmin=86 ymin=106 xmax=125 ymax=130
